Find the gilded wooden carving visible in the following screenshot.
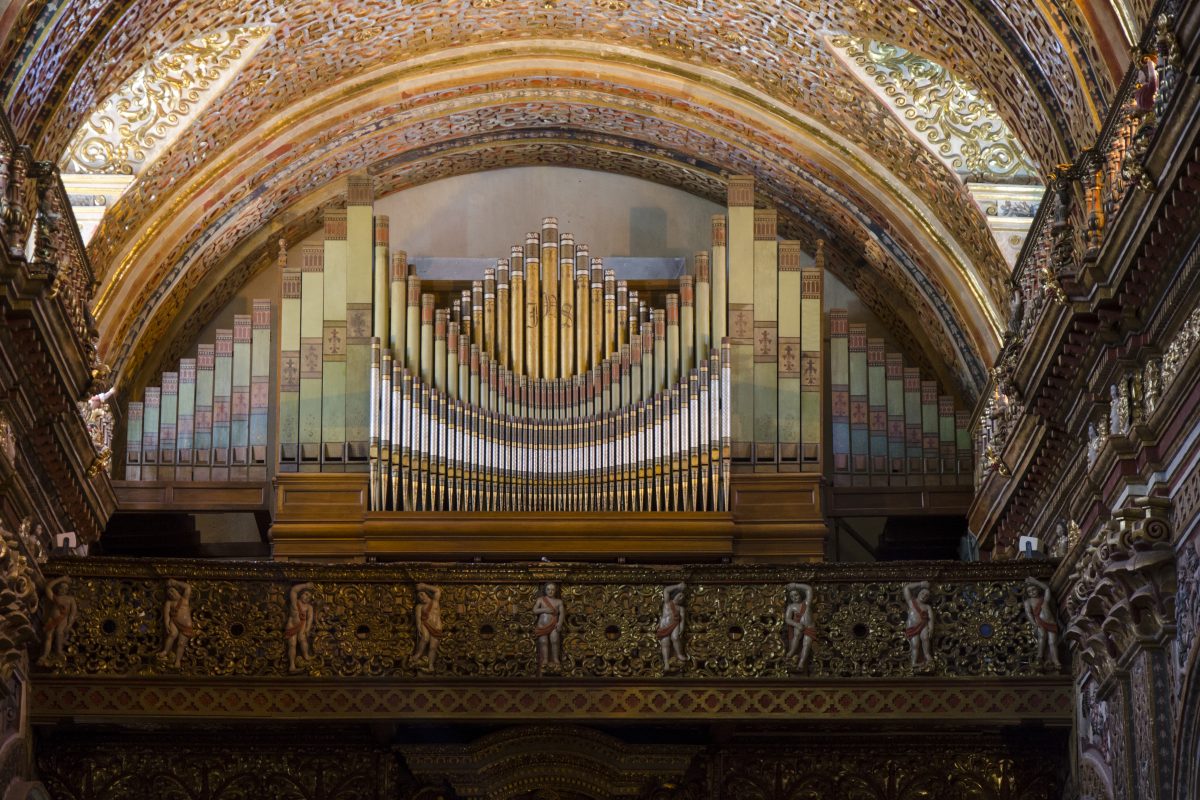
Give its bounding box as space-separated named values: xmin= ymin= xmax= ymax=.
xmin=36 ymin=559 xmax=1063 ymax=681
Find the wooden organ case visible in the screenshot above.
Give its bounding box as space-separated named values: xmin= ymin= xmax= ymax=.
xmin=197 ymin=173 xmax=971 ymax=561
xmin=266 ymin=175 xmax=828 ymax=560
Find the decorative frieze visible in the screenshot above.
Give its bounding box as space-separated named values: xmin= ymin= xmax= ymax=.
xmin=37 ymin=559 xmax=1064 ymax=681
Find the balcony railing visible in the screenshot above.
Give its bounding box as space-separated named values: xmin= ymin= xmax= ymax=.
xmin=973 ymin=6 xmax=1184 ymax=486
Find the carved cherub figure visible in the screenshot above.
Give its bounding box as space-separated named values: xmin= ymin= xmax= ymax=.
xmin=410 ymin=583 xmax=443 ymax=672
xmin=532 ymin=581 xmax=564 ymax=673
xmin=783 ymin=583 xmax=816 ymax=672
xmin=285 ymin=582 xmax=317 ymax=673
xmin=159 ymin=578 xmax=194 ymax=667
xmin=902 ymin=581 xmax=934 ymax=669
xmin=1023 ymin=576 xmax=1061 ymax=667
xmin=38 ymin=576 xmax=78 ymax=664
xmin=656 ymin=582 xmax=688 ymax=671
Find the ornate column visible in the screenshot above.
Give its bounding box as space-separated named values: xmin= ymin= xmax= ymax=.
xmin=1064 ymin=500 xmax=1178 ymax=800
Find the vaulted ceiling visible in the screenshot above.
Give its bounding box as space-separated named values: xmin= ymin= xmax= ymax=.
xmin=0 ymin=0 xmax=1135 ymax=399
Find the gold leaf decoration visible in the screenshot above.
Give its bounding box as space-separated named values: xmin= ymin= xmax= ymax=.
xmin=60 ymin=26 xmax=274 ymax=176
xmin=830 ymin=35 xmax=1039 ymax=180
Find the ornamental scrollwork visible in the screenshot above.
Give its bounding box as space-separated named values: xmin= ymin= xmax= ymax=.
xmin=1064 ymin=500 xmax=1176 ymax=686
xmin=829 ymin=36 xmax=1039 ymax=180
xmin=60 ymin=27 xmax=273 ymax=177
xmin=0 ymin=525 xmax=39 ymax=687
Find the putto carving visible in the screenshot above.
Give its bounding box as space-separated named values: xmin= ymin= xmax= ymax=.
xmin=656 ymin=582 xmax=688 ymax=672
xmin=783 ymin=582 xmax=816 ymax=672
xmin=38 ymin=576 xmax=77 ymax=665
xmin=1023 ymin=577 xmax=1060 ymax=667
xmin=159 ymin=578 xmax=195 ymax=667
xmin=532 ymin=581 xmax=564 ymax=674
xmin=902 ymin=581 xmax=934 ymax=669
xmin=1143 ymin=358 xmax=1161 ymax=417
xmin=285 ymin=582 xmax=317 ymax=673
xmin=33 ymin=564 xmax=1065 ymax=680
xmin=410 ymin=582 xmax=442 ymax=673
xmin=0 ymin=410 xmax=15 ymax=464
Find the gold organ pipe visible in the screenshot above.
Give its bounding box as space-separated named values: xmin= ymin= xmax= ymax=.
xmin=434 ymin=309 xmax=448 ymax=392
xmin=667 ymin=294 xmax=681 ymax=389
xmin=373 ymin=218 xmax=390 ymax=346
xmin=654 ymin=309 xmax=667 ymax=394
xmin=469 ymin=344 xmax=481 ymax=407
xmin=483 ymin=267 xmax=496 ymax=363
xmin=541 ymin=218 xmax=559 ymax=380
xmin=680 ymin=276 xmax=695 ymax=376
xmin=590 ymin=258 xmax=604 ymax=370
xmin=603 ymin=269 xmax=616 ymax=359
xmin=525 ymin=232 xmax=540 ymax=379
xmin=559 ymin=233 xmax=575 ymax=379
xmin=389 ymin=252 xmax=406 ymax=366
xmin=457 ymin=323 xmax=470 ymax=403
xmin=711 ymin=215 xmax=727 ymax=345
xmin=471 ymin=280 xmax=484 ymax=353
xmin=575 ymin=256 xmax=590 ymax=375
xmin=695 ymin=253 xmax=711 ymax=361
xmin=447 ymin=321 xmax=459 ymax=400
xmin=641 ymin=321 xmax=654 ymax=402
xmin=497 ymin=261 xmax=510 ymax=371
xmin=630 ymin=333 xmax=642 ymax=406
xmin=617 ymin=281 xmax=629 ymax=349
xmin=510 ymin=246 xmax=525 ymax=379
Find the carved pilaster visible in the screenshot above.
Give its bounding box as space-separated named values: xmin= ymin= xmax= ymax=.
xmin=1064 ymin=498 xmax=1178 ymax=799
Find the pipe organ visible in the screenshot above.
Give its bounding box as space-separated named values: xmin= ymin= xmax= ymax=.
xmin=125 ymin=300 xmax=272 ymax=482
xmin=828 ymin=310 xmax=974 ymax=487
xmin=119 ymin=175 xmax=971 ymax=504
xmin=275 ymin=175 xmax=827 ymax=513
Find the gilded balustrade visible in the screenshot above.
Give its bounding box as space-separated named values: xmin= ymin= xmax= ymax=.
xmin=0 ymin=111 xmax=98 ymax=358
xmin=972 ymin=8 xmax=1183 ymax=486
xmin=35 ymin=558 xmax=1063 ymax=681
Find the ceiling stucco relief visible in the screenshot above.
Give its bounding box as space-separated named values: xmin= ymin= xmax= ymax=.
xmin=0 ymin=0 xmax=1121 ymax=402
xmin=828 ymin=35 xmax=1040 ymax=181
xmin=93 ymin=56 xmax=999 ymax=392
xmin=5 ymin=0 xmax=1108 ymax=169
xmin=90 ymin=52 xmax=1008 ymax=305
xmin=59 ymin=25 xmax=273 ymax=177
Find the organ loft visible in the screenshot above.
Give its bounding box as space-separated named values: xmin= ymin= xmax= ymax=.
xmin=0 ymin=1 xmax=1196 ymax=798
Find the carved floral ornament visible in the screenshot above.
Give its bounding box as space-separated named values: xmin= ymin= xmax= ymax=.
xmin=59 ymin=26 xmax=273 ymax=179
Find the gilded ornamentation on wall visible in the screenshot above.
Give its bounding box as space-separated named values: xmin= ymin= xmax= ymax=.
xmin=36 ymin=560 xmax=1064 ymax=681
xmin=37 ymin=732 xmax=405 ymax=800
xmin=829 ymin=36 xmax=1039 ymax=180
xmin=710 ymin=738 xmax=1065 ymax=800
xmin=59 ymin=27 xmax=272 ymax=177
xmin=35 ymin=727 xmax=1069 ymax=800
xmin=0 ymin=525 xmax=39 ymax=685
